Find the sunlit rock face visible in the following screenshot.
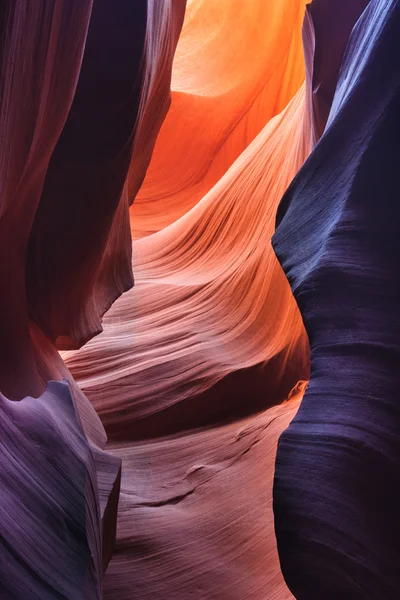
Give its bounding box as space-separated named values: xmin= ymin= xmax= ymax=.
xmin=129 ymin=0 xmax=307 ymax=238
xmin=2 ymin=0 xmax=398 ymax=599
xmin=64 ymin=0 xmax=311 ymax=439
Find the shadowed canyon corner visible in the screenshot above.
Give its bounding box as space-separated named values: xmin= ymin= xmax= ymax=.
xmin=1 ymin=1 xmax=399 ymax=599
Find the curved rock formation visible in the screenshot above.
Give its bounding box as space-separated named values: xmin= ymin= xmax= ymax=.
xmin=273 ymin=1 xmax=400 ymax=598
xmin=26 ymin=0 xmax=186 ymax=351
xmin=103 ymin=393 xmax=304 ymax=600
xmin=130 ymin=0 xmax=307 ymax=238
xmin=0 ymin=1 xmax=185 ymax=597
xmin=64 ymin=0 xmax=312 ymax=436
xmin=0 ymin=381 xmax=102 ymax=599
xmin=65 ymin=84 xmax=311 ymax=434
xmin=0 ymin=0 xmax=94 ymax=401
xmin=3 ymin=0 xmax=397 ymax=598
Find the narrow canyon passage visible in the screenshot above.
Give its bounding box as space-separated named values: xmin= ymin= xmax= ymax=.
xmin=2 ymin=1 xmax=399 ymax=599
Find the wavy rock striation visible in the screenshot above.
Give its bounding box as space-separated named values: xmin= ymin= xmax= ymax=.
xmin=3 ymin=0 xmax=396 ymax=598
xmin=273 ymin=1 xmax=400 ymax=598
xmin=0 ymin=381 xmax=102 ymax=599
xmin=64 ymin=0 xmax=312 ymax=437
xmin=130 ymin=0 xmax=307 ymax=238
xmin=0 ymin=1 xmax=185 ymax=597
